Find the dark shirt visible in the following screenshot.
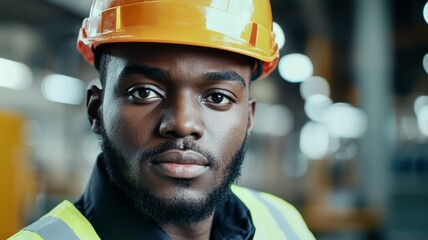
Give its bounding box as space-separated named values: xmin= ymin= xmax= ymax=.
xmin=74 ymin=157 xmax=256 ymax=239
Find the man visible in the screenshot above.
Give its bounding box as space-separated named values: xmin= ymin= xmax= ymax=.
xmin=10 ymin=0 xmax=314 ymax=239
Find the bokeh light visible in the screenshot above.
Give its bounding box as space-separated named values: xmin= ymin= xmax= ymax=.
xmin=278 ymin=53 xmax=314 ymax=83
xmin=423 ymin=53 xmax=428 ymax=74
xmin=41 ymin=74 xmax=85 ymax=105
xmin=424 ymin=2 xmax=428 ymax=24
xmin=324 ymin=103 xmax=368 ymax=138
xmin=414 ymin=95 xmax=428 ymax=115
xmin=417 ymin=105 xmax=428 ymax=136
xmin=300 ymin=76 xmax=331 ymax=100
xmin=304 ymin=94 xmax=333 ymax=122
xmin=300 ymin=121 xmax=330 ymax=160
xmin=0 ymin=58 xmax=33 ymax=90
xmin=413 ymin=95 xmax=428 ymax=136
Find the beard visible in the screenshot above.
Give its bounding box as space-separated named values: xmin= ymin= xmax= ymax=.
xmin=98 ymin=127 xmax=248 ymax=225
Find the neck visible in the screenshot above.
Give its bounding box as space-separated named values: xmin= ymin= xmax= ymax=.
xmin=158 ymin=213 xmax=214 ymax=240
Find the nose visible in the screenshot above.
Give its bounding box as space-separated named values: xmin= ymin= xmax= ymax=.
xmin=158 ymin=94 xmax=204 ymax=140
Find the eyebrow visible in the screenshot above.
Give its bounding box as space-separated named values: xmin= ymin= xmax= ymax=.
xmin=202 ymin=71 xmax=246 ymax=88
xmin=119 ymin=65 xmax=169 ymax=80
xmin=119 ymin=64 xmax=246 ymax=88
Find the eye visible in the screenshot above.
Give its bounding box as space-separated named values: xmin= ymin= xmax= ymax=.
xmin=204 ymin=92 xmax=234 ymax=106
xmin=132 ymin=88 xmax=158 ymax=99
xmin=128 ymin=86 xmax=163 ymax=102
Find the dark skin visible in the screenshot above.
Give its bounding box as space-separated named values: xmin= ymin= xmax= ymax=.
xmin=86 ymin=43 xmax=256 ymax=240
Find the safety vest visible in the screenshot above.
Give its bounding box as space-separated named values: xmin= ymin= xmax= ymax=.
xmin=8 ymin=186 xmax=314 ymax=240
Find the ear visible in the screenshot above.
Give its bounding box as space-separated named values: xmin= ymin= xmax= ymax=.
xmin=86 ymin=85 xmax=103 ymax=134
xmin=247 ymin=98 xmax=256 ymax=134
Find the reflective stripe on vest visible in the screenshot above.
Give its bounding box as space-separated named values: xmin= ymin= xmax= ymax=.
xmin=231 ymin=185 xmax=315 ymax=240
xmin=24 ymin=216 xmax=79 ymax=240
xmin=9 ymin=200 xmax=100 ymax=240
xmin=249 ymin=190 xmax=300 ymax=240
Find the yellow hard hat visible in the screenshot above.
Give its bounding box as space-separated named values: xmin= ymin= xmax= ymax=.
xmin=77 ymin=0 xmax=279 ymax=79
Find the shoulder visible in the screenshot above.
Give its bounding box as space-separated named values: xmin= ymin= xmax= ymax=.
xmin=8 ymin=200 xmax=100 ymax=240
xmin=231 ymin=185 xmax=315 ymax=240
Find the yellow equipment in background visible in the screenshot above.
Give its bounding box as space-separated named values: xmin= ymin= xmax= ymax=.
xmin=0 ymin=111 xmax=37 ymax=239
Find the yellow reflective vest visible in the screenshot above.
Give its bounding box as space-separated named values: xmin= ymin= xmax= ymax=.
xmin=9 ymin=185 xmax=315 ymax=240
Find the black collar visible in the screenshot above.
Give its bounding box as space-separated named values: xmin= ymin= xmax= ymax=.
xmin=74 ymin=156 xmax=255 ymax=240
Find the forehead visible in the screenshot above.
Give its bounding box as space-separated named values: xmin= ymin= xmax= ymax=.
xmin=102 ymin=43 xmax=253 ymax=80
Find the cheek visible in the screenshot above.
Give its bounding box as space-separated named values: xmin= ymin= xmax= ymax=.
xmin=103 ymin=105 xmax=127 ymax=147
xmin=203 ymin=107 xmax=248 ymax=161
xmin=102 ymin=100 xmax=153 ymax=154
xmin=102 ymin=98 xmax=122 ymax=135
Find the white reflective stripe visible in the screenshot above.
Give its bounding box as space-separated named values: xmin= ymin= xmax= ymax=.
xmin=24 ymin=216 xmax=79 ymax=240
xmin=249 ymin=190 xmax=300 ymax=240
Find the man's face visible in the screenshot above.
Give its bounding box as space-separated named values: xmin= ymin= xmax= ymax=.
xmin=87 ymin=43 xmax=255 ymax=224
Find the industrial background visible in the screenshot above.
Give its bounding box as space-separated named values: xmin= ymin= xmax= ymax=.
xmin=1 ymin=0 xmax=427 ymax=239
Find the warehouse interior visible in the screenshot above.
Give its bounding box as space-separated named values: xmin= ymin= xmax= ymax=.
xmin=1 ymin=0 xmax=428 ymax=239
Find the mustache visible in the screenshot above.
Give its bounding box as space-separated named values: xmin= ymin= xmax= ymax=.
xmin=140 ymin=138 xmax=217 ymax=166
xmin=98 ymin=123 xmax=217 ymax=167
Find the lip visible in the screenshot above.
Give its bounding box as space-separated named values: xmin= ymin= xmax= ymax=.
xmin=150 ymin=150 xmax=210 ymax=179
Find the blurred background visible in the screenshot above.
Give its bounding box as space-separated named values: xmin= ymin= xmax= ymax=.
xmin=1 ymin=0 xmax=427 ymax=239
